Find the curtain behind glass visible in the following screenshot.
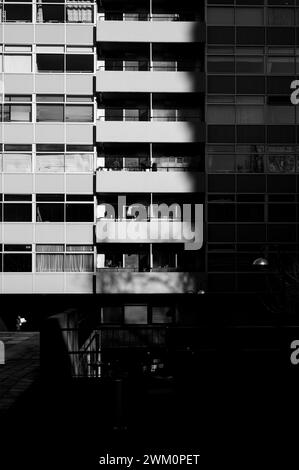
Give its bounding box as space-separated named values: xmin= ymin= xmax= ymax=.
xmin=36 ymin=254 xmax=64 ymax=272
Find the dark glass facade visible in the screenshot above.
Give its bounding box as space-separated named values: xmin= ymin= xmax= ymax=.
xmin=206 ymin=0 xmax=299 ymax=293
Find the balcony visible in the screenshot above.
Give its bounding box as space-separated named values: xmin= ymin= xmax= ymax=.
xmin=96 ymin=270 xmax=204 ymax=294
xmin=96 ymin=169 xmax=204 ymax=193
xmin=96 ymin=69 xmax=204 ymax=93
xmin=96 ymin=218 xmax=203 ymax=246
xmin=97 ymin=120 xmax=205 ymax=143
xmin=96 ymin=17 xmax=204 ymax=43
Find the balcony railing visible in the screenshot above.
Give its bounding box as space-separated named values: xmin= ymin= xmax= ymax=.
xmin=97 ymin=113 xmax=202 ymax=122
xmin=97 ymin=62 xmax=202 ymax=72
xmin=97 ymin=165 xmax=201 ymax=172
xmin=98 ymin=13 xmax=202 ymax=22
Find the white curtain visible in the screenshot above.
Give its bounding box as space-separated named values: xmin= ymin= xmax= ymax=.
xmin=67 ymin=4 xmax=93 ymax=23
xmin=65 ymin=254 xmax=93 ymax=272
xmin=36 ymin=254 xmax=64 ymax=272
xmin=37 ymin=0 xmax=43 ymax=23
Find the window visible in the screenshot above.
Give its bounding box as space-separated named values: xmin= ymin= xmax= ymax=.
xmin=4 ymin=4 xmax=32 ymax=23
xmin=4 ymin=54 xmax=32 ymax=73
xmin=36 ymin=95 xmax=93 ymax=122
xmin=36 ymin=2 xmax=94 ymax=23
xmin=36 ymin=195 xmax=94 ymax=222
xmin=102 ymin=307 xmax=123 ymax=324
xmin=152 ymin=306 xmax=174 ymax=324
xmin=65 ymin=105 xmax=93 ymax=122
xmin=235 ymin=8 xmax=264 ymax=26
xmin=3 ymin=244 xmax=32 ymax=273
xmin=3 ymin=194 xmax=32 ymax=222
xmin=3 ymin=154 xmax=32 ymax=172
xmin=124 ymin=305 xmax=147 ymax=324
xmin=36 ymin=244 xmax=94 ymax=272
xmin=3 ymin=95 xmax=32 ymax=122
xmin=36 ymin=54 xmax=64 ymax=72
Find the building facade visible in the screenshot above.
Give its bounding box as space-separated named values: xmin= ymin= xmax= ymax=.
xmin=0 ymin=1 xmax=298 ymax=330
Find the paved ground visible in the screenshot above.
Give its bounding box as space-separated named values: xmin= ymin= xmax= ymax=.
xmin=0 ymin=332 xmax=40 ymax=414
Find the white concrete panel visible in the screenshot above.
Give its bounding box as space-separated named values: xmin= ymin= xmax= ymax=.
xmin=35 ymin=174 xmax=65 ymax=193
xmin=66 ymin=224 xmax=94 ymax=244
xmin=35 ymin=124 xmax=65 ymax=143
xmin=3 ymin=124 xmax=34 ymax=143
xmin=3 ymin=24 xmax=34 ymax=43
xmin=4 ymin=75 xmax=34 ymax=94
xmin=65 ymin=274 xmax=94 ymax=293
xmin=3 ymin=174 xmax=34 ymax=194
xmin=35 ymin=224 xmax=65 ymax=243
xmin=35 ymin=24 xmax=65 ymax=44
xmin=96 ymin=171 xmax=204 ymax=193
xmin=35 ymin=75 xmax=65 ymax=94
xmin=35 ymin=274 xmax=65 ymax=293
xmin=97 ymin=71 xmax=204 ymax=93
xmin=97 ymin=121 xmax=205 ymax=143
xmin=66 ymin=124 xmax=94 ymax=144
xmin=66 ymin=25 xmax=94 ymax=45
xmin=66 ymin=75 xmax=94 ymax=94
xmin=96 ymin=271 xmax=202 ymax=294
xmin=97 ymin=21 xmax=203 ymax=43
xmin=3 ymin=274 xmax=34 ymax=294
xmin=2 ymin=224 xmax=34 ymax=244
xmin=66 ymin=174 xmax=93 ymax=193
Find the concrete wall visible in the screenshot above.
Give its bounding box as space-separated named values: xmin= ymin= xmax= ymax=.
xmin=0 ymin=273 xmax=94 ymax=294
xmin=96 ymin=171 xmax=204 ymax=193
xmin=0 ymin=223 xmax=94 ymax=244
xmin=97 ymin=121 xmax=205 ymax=143
xmin=96 ymin=271 xmax=203 ymax=294
xmin=96 ymin=71 xmax=204 ymax=93
xmin=97 ymin=21 xmax=204 ymax=43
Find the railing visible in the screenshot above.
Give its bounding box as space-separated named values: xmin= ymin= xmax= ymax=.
xmin=97 ymin=267 xmax=181 ymax=273
xmin=97 ymin=114 xmax=202 ymax=122
xmin=97 ymin=63 xmax=201 ymax=72
xmin=98 ymin=13 xmax=202 ymax=22
xmin=97 ymin=166 xmax=200 ymax=172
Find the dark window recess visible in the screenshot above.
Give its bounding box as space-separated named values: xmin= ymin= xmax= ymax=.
xmin=36 ymin=194 xmax=64 ymax=202
xmin=208 ymin=253 xmax=235 ymax=272
xmin=237 ymin=76 xmax=265 ymax=94
xmin=36 ymin=204 xmax=64 ymax=222
xmin=3 ymin=254 xmax=32 ymax=272
xmin=36 ymin=54 xmax=64 ymax=72
xmin=208 ymin=174 xmax=235 ymax=192
xmin=268 ymin=204 xmax=296 ymax=222
xmin=4 ymin=5 xmax=32 ymax=22
xmin=37 ymin=5 xmax=65 ymax=22
xmin=66 ymin=55 xmax=94 ymax=73
xmin=208 ymin=125 xmax=235 ymax=143
xmin=66 ymin=204 xmax=94 ymax=222
xmin=3 ymin=204 xmax=32 ymax=222
xmin=208 ymin=224 xmax=236 ymax=242
xmin=208 ymin=76 xmax=235 ymax=94
xmin=236 ymin=27 xmax=265 ymax=45
xmin=267 ymin=77 xmax=292 ymax=95
xmin=237 ymin=204 xmax=264 ymax=222
xmin=4 ymin=244 xmax=32 ymax=252
xmin=208 ymin=274 xmax=235 ymax=293
xmin=102 ymin=307 xmax=123 ymax=324
xmin=237 ymin=175 xmax=266 ymax=193
xmin=237 ymin=274 xmax=267 ymax=293
xmin=208 ymin=204 xmax=235 ymax=222
xmin=268 ymin=225 xmax=296 ymax=242
xmin=207 ymin=27 xmax=235 ymax=44
xmin=267 ymin=175 xmax=296 ymax=193
xmin=237 ymin=126 xmax=265 ymax=143
xmin=267 ymin=126 xmax=296 ymax=144
xmin=267 ymin=27 xmax=295 ymax=45
xmin=237 ymin=224 xmax=266 ymax=242
xmin=4 ymin=194 xmax=32 ymax=201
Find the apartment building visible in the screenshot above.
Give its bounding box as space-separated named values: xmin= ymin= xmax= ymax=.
xmin=0 ymin=1 xmax=205 ymax=332
xmin=1 ymin=1 xmax=298 ymax=333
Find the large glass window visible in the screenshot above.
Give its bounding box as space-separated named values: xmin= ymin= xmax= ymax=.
xmin=4 ymin=54 xmax=32 ymax=73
